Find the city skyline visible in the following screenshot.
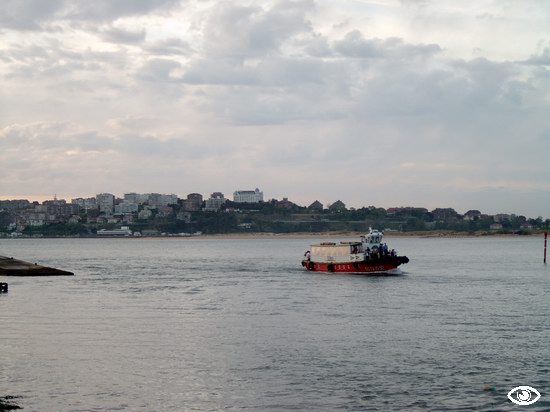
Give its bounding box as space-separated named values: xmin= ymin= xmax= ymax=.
xmin=1 ymin=1 xmax=549 ymax=217
xmin=0 ymin=188 xmax=547 ymax=219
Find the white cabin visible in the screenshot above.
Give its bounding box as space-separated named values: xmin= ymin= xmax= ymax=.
xmin=310 ymin=242 xmax=365 ymax=263
xmin=361 ymin=228 xmax=384 ymax=250
xmin=309 ymin=229 xmax=386 ymax=263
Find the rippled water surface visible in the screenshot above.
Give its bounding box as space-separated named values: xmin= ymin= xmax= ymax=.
xmin=1 ymin=236 xmax=549 ymax=411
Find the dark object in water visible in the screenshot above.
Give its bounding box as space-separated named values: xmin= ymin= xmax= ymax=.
xmin=0 ymin=256 xmax=74 ymax=276
xmin=0 ymin=282 xmax=7 ymax=293
xmin=0 ymin=396 xmax=22 ymax=411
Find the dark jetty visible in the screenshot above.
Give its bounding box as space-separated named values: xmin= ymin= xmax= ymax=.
xmin=0 ymin=256 xmax=74 ymax=276
xmin=0 ymin=396 xmax=22 ymax=411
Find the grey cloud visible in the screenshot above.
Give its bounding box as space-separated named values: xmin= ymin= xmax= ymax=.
xmin=303 ymin=34 xmax=331 ymax=57
xmin=72 ymin=132 xmax=115 ymax=152
xmin=2 ymin=40 xmax=130 ymax=80
xmin=5 ymin=56 xmax=104 ymax=79
xmin=137 ymin=58 xmax=184 ymax=83
xmin=523 ymin=47 xmax=550 ymax=66
xmin=254 ymin=57 xmax=358 ymax=95
xmin=352 ymin=56 xmax=526 ymax=125
xmin=0 ymin=123 xmax=114 ymax=152
xmin=182 ymin=55 xmax=349 ymax=90
xmin=399 ymin=0 xmax=431 ymax=5
xmin=0 ymin=0 xmax=64 ymax=30
xmin=63 ymin=0 xmax=181 ymax=22
xmin=199 ymin=81 xmax=348 ymax=126
xmin=144 ymin=38 xmax=193 ymax=56
xmin=333 ymin=31 xmax=384 ymax=58
xmin=333 ymin=30 xmax=441 ymax=59
xmin=204 ymin=1 xmax=314 ymax=58
xmin=1 ymin=0 xmax=182 ymax=30
xmin=3 ymin=42 xmax=58 ymax=65
xmin=107 ymin=115 xmax=161 ymax=131
xmin=99 ymin=27 xmax=147 ymax=45
xmin=85 ymin=49 xmax=131 ymax=70
xmin=452 ymin=58 xmax=524 ymax=110
xmin=182 ymin=57 xmax=324 ymax=87
xmin=113 ymin=132 xmax=242 ymax=161
xmin=346 ymin=58 xmax=548 ymax=180
xmin=2 ymin=37 xmax=81 ymax=64
xmin=116 ymin=134 xmax=196 ymax=158
xmin=0 ymin=158 xmax=32 ymax=170
xmin=0 ymin=123 xmax=209 ymax=159
xmin=181 ymin=59 xmax=258 ymax=85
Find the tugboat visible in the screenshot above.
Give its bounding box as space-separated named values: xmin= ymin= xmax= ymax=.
xmin=301 ymin=228 xmax=409 ymax=274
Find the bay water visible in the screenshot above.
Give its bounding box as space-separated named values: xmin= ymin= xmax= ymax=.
xmin=1 ymin=236 xmax=549 ymax=411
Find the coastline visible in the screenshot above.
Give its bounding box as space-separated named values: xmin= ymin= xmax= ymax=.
xmin=2 ymin=230 xmax=545 ymax=240
xmin=162 ymin=230 xmax=545 ymax=240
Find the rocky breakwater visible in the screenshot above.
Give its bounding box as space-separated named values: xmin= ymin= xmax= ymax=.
xmin=0 ymin=256 xmax=74 ymax=276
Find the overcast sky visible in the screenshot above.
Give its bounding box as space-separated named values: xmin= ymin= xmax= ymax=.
xmin=1 ymin=0 xmax=549 ymax=217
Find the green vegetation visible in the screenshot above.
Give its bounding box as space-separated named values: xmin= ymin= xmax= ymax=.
xmin=2 ymin=200 xmax=549 ymax=237
xmin=138 ymin=204 xmax=546 ymax=235
xmin=22 ymin=223 xmax=89 ymax=236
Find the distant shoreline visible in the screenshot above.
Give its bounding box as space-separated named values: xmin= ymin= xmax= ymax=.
xmin=3 ymin=230 xmax=545 ymax=240
xmin=195 ymin=231 xmax=545 ymax=240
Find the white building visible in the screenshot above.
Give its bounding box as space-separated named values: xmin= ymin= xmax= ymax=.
xmin=115 ymin=201 xmax=139 ymax=215
xmin=124 ymin=193 xmax=141 ymax=204
xmin=72 ymin=197 xmax=98 ymax=211
xmin=204 ymin=192 xmax=226 ymax=211
xmin=140 ymin=193 xmax=178 ymax=208
xmin=97 ymin=226 xmax=133 ymax=236
xmin=96 ymin=193 xmax=115 ymax=214
xmin=233 ymin=188 xmax=263 ymax=203
xmin=159 ymin=194 xmax=178 ymax=207
xmin=113 ymin=193 xmax=141 ymax=215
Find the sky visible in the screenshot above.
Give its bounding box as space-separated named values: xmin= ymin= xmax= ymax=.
xmin=1 ymin=0 xmax=549 ymax=217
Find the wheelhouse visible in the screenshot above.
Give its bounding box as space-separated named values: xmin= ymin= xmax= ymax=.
xmin=361 ymin=228 xmax=384 ymax=250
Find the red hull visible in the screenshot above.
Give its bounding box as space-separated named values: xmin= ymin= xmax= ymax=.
xmin=301 ymin=256 xmax=408 ymax=274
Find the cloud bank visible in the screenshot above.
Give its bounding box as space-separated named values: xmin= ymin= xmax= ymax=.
xmin=1 ymin=0 xmax=549 ymax=216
